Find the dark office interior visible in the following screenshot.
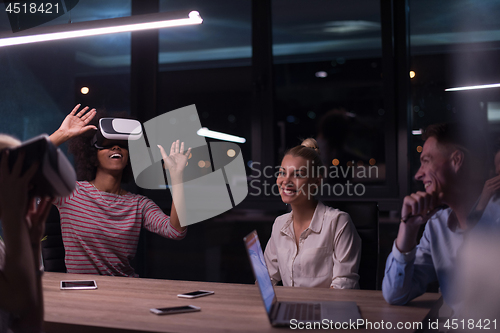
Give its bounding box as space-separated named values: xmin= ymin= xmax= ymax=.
xmin=1 ymin=0 xmax=500 ymax=291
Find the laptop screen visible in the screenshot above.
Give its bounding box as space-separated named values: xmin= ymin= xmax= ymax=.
xmin=243 ymin=230 xmax=277 ymax=314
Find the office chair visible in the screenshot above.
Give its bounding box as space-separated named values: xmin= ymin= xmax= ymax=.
xmin=41 ymin=205 xmax=66 ymax=272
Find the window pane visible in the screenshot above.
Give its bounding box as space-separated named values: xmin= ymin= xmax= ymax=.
xmin=158 ymin=1 xmax=253 ymax=175
xmin=409 ymin=0 xmax=500 ymax=190
xmin=159 ymin=0 xmax=251 ymax=69
xmin=273 ymin=0 xmax=386 ymax=198
xmin=0 ymin=1 xmax=131 ymax=142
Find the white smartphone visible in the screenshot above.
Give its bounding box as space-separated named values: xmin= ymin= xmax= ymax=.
xmin=177 ymin=290 xmax=214 ymax=298
xmin=60 ymin=280 xmax=97 ymax=290
xmin=150 ymin=305 xmax=201 ymax=315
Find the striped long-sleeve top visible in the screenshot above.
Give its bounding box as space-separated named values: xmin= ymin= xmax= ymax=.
xmin=54 ymin=181 xmax=186 ymax=277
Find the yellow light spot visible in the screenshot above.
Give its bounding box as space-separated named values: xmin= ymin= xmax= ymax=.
xmin=205 ymin=160 xmax=211 ymax=168
xmin=357 ymin=160 xmax=363 ymax=166
xmin=81 ymin=87 xmax=89 ymax=94
xmin=227 ymin=149 xmax=236 ymax=157
xmin=332 ymin=159 xmax=339 ymax=166
xmin=416 ymin=145 xmax=423 ymax=153
xmin=409 ymin=71 xmax=416 ymax=79
xmin=198 ymin=160 xmax=205 ymax=168
xmin=369 ymin=158 xmax=376 ymax=166
xmin=347 ymin=161 xmax=353 ymax=167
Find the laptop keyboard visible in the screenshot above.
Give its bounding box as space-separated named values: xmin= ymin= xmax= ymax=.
xmin=283 ymin=303 xmax=321 ymax=321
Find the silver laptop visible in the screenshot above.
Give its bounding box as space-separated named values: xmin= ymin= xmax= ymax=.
xmin=243 ymin=230 xmax=363 ymax=327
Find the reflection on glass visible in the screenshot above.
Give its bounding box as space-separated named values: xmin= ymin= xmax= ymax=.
xmin=0 ymin=1 xmax=131 ymax=142
xmin=273 ymin=0 xmax=386 ymax=190
xmin=409 ymin=0 xmax=500 ymax=192
xmin=159 ymin=0 xmax=251 ymax=68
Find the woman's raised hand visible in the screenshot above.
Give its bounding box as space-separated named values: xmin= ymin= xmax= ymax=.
xmin=157 ymin=140 xmax=191 ymax=177
xmin=60 ymin=104 xmax=97 ymax=137
xmin=50 ymin=104 xmax=97 ymax=146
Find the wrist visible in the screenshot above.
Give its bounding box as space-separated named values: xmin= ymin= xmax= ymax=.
xmin=399 ymin=217 xmax=421 ymax=232
xmin=169 ymin=173 xmax=183 ymax=183
xmin=396 ymin=222 xmax=419 ymax=253
xmin=395 ymin=239 xmax=416 ymax=254
xmin=51 ymin=129 xmax=70 ymax=146
xmin=57 ymin=128 xmax=71 ymax=140
xmin=393 ymin=241 xmax=416 ymax=263
xmin=475 ymin=197 xmax=488 ymax=212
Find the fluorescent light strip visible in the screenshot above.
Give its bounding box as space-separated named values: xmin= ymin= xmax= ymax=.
xmin=0 ymin=11 xmax=202 ymax=47
xmin=197 ymin=127 xmax=246 ymax=143
xmin=445 ymin=83 xmax=500 ymax=92
xmin=412 ymin=129 xmax=422 ymax=135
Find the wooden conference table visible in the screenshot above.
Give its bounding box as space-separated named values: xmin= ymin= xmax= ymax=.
xmin=43 ymin=272 xmax=441 ymax=333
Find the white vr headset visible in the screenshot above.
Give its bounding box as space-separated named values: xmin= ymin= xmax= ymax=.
xmin=91 ymin=118 xmax=143 ymax=149
xmin=2 ymin=134 xmax=76 ymax=198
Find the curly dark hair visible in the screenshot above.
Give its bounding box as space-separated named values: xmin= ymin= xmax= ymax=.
xmin=68 ymin=109 xmax=134 ymax=183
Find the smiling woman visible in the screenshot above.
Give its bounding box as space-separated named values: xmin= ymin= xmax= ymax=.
xmin=264 ymin=138 xmax=362 ymax=289
xmin=48 ymin=104 xmax=190 ymax=277
xmin=64 ymin=110 xmax=135 ymax=185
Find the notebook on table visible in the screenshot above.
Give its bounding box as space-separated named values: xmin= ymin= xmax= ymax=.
xmin=243 ymin=230 xmax=363 ymax=327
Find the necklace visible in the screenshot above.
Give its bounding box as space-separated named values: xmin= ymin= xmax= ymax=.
xmin=89 ymin=181 xmax=124 ymax=205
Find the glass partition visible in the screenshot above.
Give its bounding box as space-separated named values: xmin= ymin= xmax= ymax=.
xmin=272 ymin=0 xmax=388 ymax=199
xmin=409 ymin=0 xmax=500 ymax=191
xmin=158 ymin=0 xmax=253 ymax=175
xmin=0 ymin=0 xmax=131 ymax=142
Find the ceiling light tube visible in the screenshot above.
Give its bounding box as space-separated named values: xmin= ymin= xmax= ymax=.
xmin=0 ymin=11 xmax=202 ymax=47
xmin=197 ymin=127 xmax=246 ymax=143
xmin=445 ymin=83 xmax=500 ymax=92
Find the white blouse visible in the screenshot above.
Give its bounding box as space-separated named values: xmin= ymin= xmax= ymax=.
xmin=264 ymin=202 xmax=361 ymax=289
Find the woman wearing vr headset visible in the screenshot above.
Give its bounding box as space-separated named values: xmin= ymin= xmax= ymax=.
xmin=49 ymin=104 xmax=190 ymax=277
xmin=0 ymin=135 xmax=51 ymax=333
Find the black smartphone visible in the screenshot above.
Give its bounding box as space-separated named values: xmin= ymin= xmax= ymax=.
xmin=150 ymin=305 xmax=201 ymax=315
xmin=177 ymin=290 xmax=214 ymax=298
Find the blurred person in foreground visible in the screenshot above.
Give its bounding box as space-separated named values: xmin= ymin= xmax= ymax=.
xmin=451 ymin=138 xmax=500 ymax=327
xmin=382 ymin=122 xmax=491 ymax=314
xmin=468 ymin=139 xmax=500 ymax=227
xmin=0 ymin=135 xmax=52 ymax=333
xmin=454 ymin=230 xmax=500 ymax=330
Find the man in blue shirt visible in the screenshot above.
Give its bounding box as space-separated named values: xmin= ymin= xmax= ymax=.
xmin=382 ymin=123 xmax=488 ymax=313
